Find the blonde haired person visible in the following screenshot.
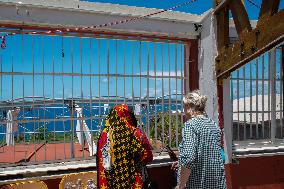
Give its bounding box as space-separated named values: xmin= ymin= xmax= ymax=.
xmin=172 ymin=90 xmax=227 ymax=189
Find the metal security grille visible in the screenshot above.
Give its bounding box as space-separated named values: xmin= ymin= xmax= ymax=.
xmin=0 ymin=29 xmax=187 ymax=166
xmin=230 ymin=43 xmax=284 ymax=142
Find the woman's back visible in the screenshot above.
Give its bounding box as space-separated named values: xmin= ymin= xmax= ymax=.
xmin=97 ymin=105 xmax=153 ymax=189
xmin=182 ymin=116 xmax=226 ymax=189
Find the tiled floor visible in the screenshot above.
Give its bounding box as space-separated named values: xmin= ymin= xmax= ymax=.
xmin=0 ymin=142 xmax=91 ymax=164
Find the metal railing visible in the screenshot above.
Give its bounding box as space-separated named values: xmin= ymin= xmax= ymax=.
xmin=230 ymin=43 xmax=284 ymax=143
xmin=0 ymin=28 xmax=187 ymax=167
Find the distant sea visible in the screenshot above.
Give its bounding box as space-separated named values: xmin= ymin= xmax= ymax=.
xmin=0 ymin=103 xmax=183 ymax=140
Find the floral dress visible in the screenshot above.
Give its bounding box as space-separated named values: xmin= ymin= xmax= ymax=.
xmin=97 ymin=105 xmax=153 ymax=189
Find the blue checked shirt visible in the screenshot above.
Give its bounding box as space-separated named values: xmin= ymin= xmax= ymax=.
xmin=177 ymin=116 xmax=227 ymax=189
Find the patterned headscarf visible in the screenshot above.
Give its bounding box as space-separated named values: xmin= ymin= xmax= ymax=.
xmin=97 ymin=105 xmax=146 ymax=189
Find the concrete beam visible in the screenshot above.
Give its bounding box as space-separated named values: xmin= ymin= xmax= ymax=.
xmin=0 ymin=0 xmax=206 ymax=39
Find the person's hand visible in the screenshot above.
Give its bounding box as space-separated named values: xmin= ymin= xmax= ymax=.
xmin=149 ymin=139 xmax=163 ymax=150
xmin=175 ymin=186 xmax=185 ymax=189
xmin=175 ymin=185 xmax=185 ymax=189
xmin=171 ymin=161 xmax=178 ymax=171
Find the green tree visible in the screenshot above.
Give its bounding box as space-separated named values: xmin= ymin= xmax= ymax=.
xmin=29 ymin=126 xmax=47 ymax=142
xmin=150 ymin=111 xmax=183 ymax=148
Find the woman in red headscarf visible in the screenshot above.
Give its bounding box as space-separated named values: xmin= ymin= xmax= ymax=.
xmin=97 ymin=105 xmax=153 ymax=189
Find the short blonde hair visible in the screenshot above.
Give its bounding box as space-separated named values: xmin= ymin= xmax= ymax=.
xmin=183 ymin=90 xmax=207 ymax=112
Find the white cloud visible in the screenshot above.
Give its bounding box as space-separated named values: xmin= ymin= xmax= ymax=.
xmin=231 ymin=80 xmax=270 ymax=99
xmin=143 ymin=87 xmax=162 ymax=97
xmin=102 ymin=78 xmax=108 ymax=83
xmin=138 ymin=71 xmax=182 ymax=80
xmin=173 ymin=89 xmax=181 ymax=94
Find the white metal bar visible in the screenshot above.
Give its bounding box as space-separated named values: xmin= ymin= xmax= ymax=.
xmin=123 ymin=40 xmax=126 ymax=104
xmin=168 ymin=43 xmax=172 ymax=147
xmin=223 ymin=78 xmax=233 ymax=163
xmin=230 ymin=75 xmax=234 ymax=140
xmin=280 ymin=46 xmax=283 ymax=138
xmin=269 ymin=48 xmax=276 ymax=142
xmin=52 ymin=36 xmax=56 ymax=160
xmin=243 ymin=66 xmax=246 ymax=140
xmin=131 ymin=41 xmax=134 ymax=107
xmin=0 ymin=97 xmax=178 ymax=108
xmin=180 ymin=44 xmax=184 ymax=143
xmin=61 ymin=36 xmax=66 ymax=159
xmin=37 ymin=108 xmax=40 ymax=157
xmin=0 ymin=115 xmax=107 ymax=125
xmin=276 ymin=47 xmax=280 ymax=139
xmin=146 ymin=42 xmax=150 ymax=137
xmin=249 ymin=62 xmax=253 ymax=139
xmin=70 ymin=37 xmax=74 ymax=158
xmin=161 ymin=43 xmax=165 ymax=146
xmin=107 ymin=40 xmax=110 ymax=113
xmin=0 ymin=71 xmax=183 ymax=79
xmin=32 ymin=35 xmax=36 ymax=162
xmin=42 ymin=35 xmax=47 ymax=162
xmin=98 ymin=39 xmax=101 ymax=132
xmin=115 ymin=40 xmax=118 ymax=105
xmin=89 ymin=37 xmax=93 ymax=155
xmin=229 ymin=111 xmax=282 ymax=114
xmin=21 ymin=32 xmax=27 ymax=162
xmin=139 ymin=41 xmax=142 ymax=130
xmin=256 ymin=58 xmax=259 ymax=139
xmin=154 ymin=42 xmax=157 ymax=144
xmin=237 ymin=70 xmax=240 ymax=141
xmin=262 ymin=55 xmax=265 ymax=138
xmin=268 ymin=52 xmax=271 ymax=139
xmin=175 ymin=44 xmax=179 ymax=147
xmin=80 ymin=37 xmax=84 ymax=158
xmin=230 ymin=78 xmax=280 ymax=81
xmin=0 ymin=50 xmax=2 ymax=101
xmin=3 ymin=31 xmax=188 ymax=44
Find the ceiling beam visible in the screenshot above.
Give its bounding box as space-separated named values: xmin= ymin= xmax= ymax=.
xmin=216 ymin=8 xmax=230 ymax=51
xmin=259 ymin=0 xmax=280 ymax=19
xmin=213 ymin=0 xmax=231 ymax=14
xmin=0 ymin=0 xmax=202 ymax=40
xmin=215 ymin=9 xmax=284 ymax=79
xmin=229 ymin=0 xmax=252 ymax=36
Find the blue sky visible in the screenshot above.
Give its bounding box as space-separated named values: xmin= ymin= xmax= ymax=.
xmin=85 ymin=0 xmax=284 ymax=20
xmin=0 ymin=0 xmax=283 ymax=101
xmin=0 ymin=35 xmax=184 ymax=100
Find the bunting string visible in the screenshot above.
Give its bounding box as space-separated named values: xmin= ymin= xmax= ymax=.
xmin=0 ymin=0 xmax=198 ymax=49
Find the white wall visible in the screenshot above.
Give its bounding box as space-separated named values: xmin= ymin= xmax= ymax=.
xmin=199 ymin=14 xmax=234 ymax=162
xmin=198 ymin=13 xmax=219 ymax=123
xmin=0 ymin=0 xmax=201 ymax=39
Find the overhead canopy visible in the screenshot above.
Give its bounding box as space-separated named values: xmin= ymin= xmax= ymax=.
xmin=0 ymin=0 xmax=211 ymax=40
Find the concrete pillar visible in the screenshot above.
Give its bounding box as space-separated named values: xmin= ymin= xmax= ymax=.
xmin=198 ymin=13 xmax=219 ymax=123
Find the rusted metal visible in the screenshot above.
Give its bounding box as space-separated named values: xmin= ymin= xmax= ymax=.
xmin=0 ymin=23 xmax=191 ymax=43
